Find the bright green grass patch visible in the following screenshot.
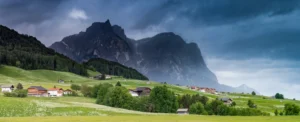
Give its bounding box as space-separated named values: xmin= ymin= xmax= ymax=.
xmin=0 ymin=116 xmax=300 ymax=122
xmin=87 ymin=70 xmax=100 ymax=77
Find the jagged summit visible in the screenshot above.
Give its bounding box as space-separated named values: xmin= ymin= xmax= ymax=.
xmin=86 ymin=19 xmax=113 ymax=33
xmin=50 ymin=20 xmax=257 ymax=93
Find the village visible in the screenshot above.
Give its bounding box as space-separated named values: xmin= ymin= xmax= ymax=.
xmin=0 ymin=84 xmax=153 ymax=98
xmin=0 ymin=80 xmax=235 ymax=115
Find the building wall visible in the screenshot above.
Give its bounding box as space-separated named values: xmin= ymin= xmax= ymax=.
xmin=1 ymin=88 xmax=12 ymax=92
xmin=130 ymin=91 xmax=139 ymax=97
xmin=28 ymin=88 xmax=48 ymax=97
xmin=48 ymin=90 xmax=63 ymax=97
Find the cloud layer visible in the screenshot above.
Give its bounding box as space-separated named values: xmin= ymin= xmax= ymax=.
xmin=1 ymin=0 xmax=300 ymax=98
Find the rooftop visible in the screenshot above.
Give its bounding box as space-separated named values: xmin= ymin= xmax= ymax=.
xmin=177 ymin=108 xmax=188 ymax=112
xmin=0 ymin=84 xmax=14 ymax=88
xmin=28 ymin=86 xmax=47 ymax=91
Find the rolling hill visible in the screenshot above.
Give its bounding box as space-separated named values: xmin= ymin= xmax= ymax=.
xmin=0 ymin=65 xmax=299 ymax=115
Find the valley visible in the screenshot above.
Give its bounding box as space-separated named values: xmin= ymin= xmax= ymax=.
xmin=0 ymin=65 xmax=299 ymax=121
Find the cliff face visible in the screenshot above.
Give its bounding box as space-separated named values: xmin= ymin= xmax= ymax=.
xmin=50 ymin=20 xmax=219 ymax=88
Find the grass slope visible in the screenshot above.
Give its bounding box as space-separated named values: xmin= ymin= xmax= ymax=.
xmin=0 ymin=65 xmax=300 ymax=119
xmin=1 ymin=116 xmax=300 ymax=122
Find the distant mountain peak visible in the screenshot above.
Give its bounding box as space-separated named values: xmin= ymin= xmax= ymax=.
xmin=49 ymin=20 xmax=243 ymax=93
xmin=235 ymin=84 xmax=259 ymax=94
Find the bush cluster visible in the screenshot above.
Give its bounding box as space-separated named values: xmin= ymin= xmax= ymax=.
xmin=80 ymin=83 xmax=270 ymax=116
xmin=3 ymin=90 xmax=27 ymax=98
xmin=189 ymin=99 xmax=269 ymax=116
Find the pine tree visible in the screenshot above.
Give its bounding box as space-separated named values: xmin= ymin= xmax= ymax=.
xmin=16 ymin=83 xmax=23 ymax=90
xmin=274 ymin=109 xmax=278 ymax=116
xmin=115 ymin=81 xmax=122 ymax=86
xmin=100 ymin=74 xmax=106 ymax=80
xmin=251 ymin=91 xmax=256 ymax=96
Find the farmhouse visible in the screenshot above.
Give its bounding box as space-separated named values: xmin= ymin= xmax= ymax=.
xmin=105 ymin=75 xmax=112 ymax=79
xmin=58 ymin=79 xmax=64 ymax=83
xmin=129 ymin=89 xmax=139 ymax=97
xmin=93 ymin=74 xmax=112 ymax=80
xmin=136 ymin=87 xmax=151 ymax=96
xmin=48 ymin=88 xmax=64 ymax=97
xmin=177 ymin=108 xmax=189 ymax=114
xmin=63 ymin=89 xmax=72 ymax=95
xmin=1 ymin=84 xmax=14 ymax=92
xmin=198 ymin=87 xmax=216 ymax=94
xmin=129 ymin=87 xmax=151 ymax=96
xmin=27 ymin=86 xmax=48 ymax=97
xmin=219 ymin=97 xmax=233 ymax=105
xmin=190 ymin=86 xmax=197 ymax=90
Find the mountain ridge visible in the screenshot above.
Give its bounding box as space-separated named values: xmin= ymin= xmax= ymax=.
xmin=0 ymin=24 xmax=147 ymax=80
xmin=50 ymin=20 xmax=257 ymax=93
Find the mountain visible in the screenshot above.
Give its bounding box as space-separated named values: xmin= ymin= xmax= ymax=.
xmin=50 ymin=20 xmax=135 ymax=66
xmin=50 ymin=20 xmax=255 ymax=92
xmin=0 ymin=24 xmax=147 ymax=80
xmin=235 ymin=84 xmax=259 ymax=94
xmin=0 ymin=24 xmax=87 ymax=76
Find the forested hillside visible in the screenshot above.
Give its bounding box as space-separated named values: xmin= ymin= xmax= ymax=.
xmin=84 ymin=58 xmax=148 ymax=80
xmin=0 ymin=25 xmax=87 ymax=76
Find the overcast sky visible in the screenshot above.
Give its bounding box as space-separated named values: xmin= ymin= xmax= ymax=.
xmin=1 ymin=0 xmax=300 ymax=99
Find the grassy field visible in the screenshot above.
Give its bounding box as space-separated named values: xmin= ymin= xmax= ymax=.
xmin=0 ymin=116 xmax=300 ymax=122
xmin=0 ymin=65 xmax=300 ymax=121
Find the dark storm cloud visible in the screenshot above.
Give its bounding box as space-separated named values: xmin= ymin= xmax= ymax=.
xmin=134 ymin=0 xmax=300 ymax=29
xmin=0 ymin=0 xmax=67 ymax=25
xmin=219 ymin=28 xmax=300 ymax=60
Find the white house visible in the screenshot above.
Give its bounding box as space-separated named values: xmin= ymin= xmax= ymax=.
xmin=1 ymin=85 xmax=14 ymax=92
xmin=177 ymin=108 xmax=189 ymax=115
xmin=129 ymin=90 xmax=139 ymax=97
xmin=200 ymin=89 xmax=206 ymax=93
xmin=48 ymin=88 xmax=63 ymax=97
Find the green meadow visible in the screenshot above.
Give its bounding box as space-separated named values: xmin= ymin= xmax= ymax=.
xmin=0 ymin=116 xmax=300 ymax=122
xmin=0 ymin=65 xmax=300 ymax=121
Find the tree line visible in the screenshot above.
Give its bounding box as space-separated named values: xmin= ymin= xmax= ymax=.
xmin=0 ymin=25 xmax=87 ymax=76
xmin=72 ymin=82 xmax=269 ymax=116
xmin=84 ymin=58 xmax=148 ymax=80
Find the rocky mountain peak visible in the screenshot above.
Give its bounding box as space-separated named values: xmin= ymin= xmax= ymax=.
xmin=50 ymin=20 xmax=255 ymax=93
xmin=86 ymin=19 xmax=113 ymax=34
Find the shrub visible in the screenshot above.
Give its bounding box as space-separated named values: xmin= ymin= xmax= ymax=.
xmin=279 ymin=111 xmax=284 ymax=116
xmin=247 ymin=100 xmax=256 ymax=108
xmin=81 ymin=84 xmax=92 ymax=97
xmin=96 ymin=83 xmax=113 ymax=104
xmin=231 ymin=101 xmax=236 ymax=107
xmin=149 ymin=86 xmax=178 ymax=113
xmin=16 ymin=83 xmax=23 ymax=90
xmin=274 ymin=109 xmax=278 ymax=116
xmin=71 ymin=84 xmax=81 ymax=91
xmin=251 ymin=91 xmax=256 ymax=96
xmin=284 ymin=103 xmax=300 ymax=115
xmin=189 ymin=102 xmax=207 ymax=115
xmin=115 ymin=81 xmax=122 ymax=86
xmin=103 ymin=86 xmax=133 ymax=109
xmin=3 ymin=90 xmax=27 ymax=98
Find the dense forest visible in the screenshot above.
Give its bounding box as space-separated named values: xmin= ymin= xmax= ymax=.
xmin=84 ymin=58 xmax=148 ymax=80
xmin=0 ymin=25 xmax=87 ymax=76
